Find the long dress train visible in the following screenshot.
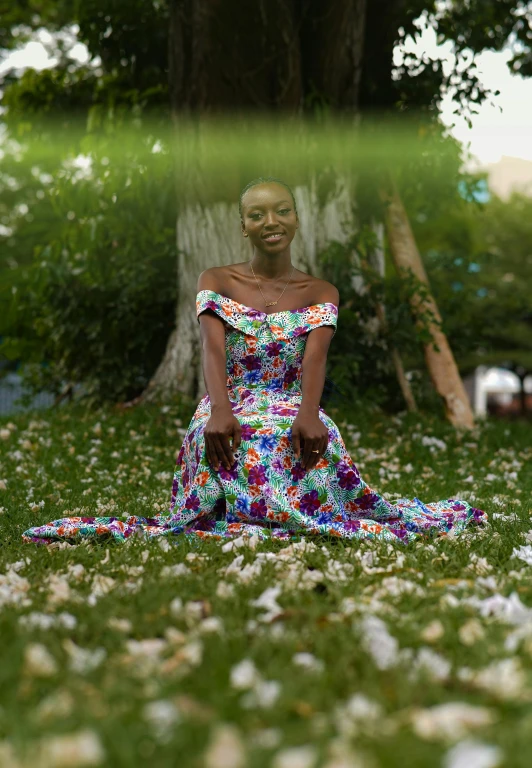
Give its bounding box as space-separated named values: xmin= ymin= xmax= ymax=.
xmin=22 ymin=290 xmax=488 ymax=546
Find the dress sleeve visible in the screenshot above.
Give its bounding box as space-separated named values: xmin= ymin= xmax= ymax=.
xmin=292 ymin=303 xmax=338 ymax=338
xmin=196 ymin=290 xmax=261 ymax=336
xmin=196 ymin=290 xmax=227 ymax=323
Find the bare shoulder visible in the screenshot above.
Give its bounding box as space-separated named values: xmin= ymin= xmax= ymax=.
xmin=314 ymin=278 xmax=339 ymax=307
xmin=196 ymin=266 xmax=225 ymax=293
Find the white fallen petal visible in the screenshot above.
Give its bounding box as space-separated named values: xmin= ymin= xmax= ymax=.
xmin=272 ymin=746 xmax=317 ymax=768
xmin=230 ymin=659 xmax=260 ymax=690
xmin=34 ymin=728 xmax=106 ymax=767
xmin=24 ymin=643 xmax=58 ymax=677
xmin=511 ymin=545 xmax=532 ymax=566
xmin=420 ymin=620 xmax=444 ymax=643
xmin=142 ymin=699 xmax=181 ymax=744
xmin=204 ymin=725 xmax=246 ymax=768
xmin=443 ymin=738 xmax=503 ymax=768
xmin=292 ymin=653 xmax=324 ymax=673
xmin=359 ymin=616 xmax=399 ymax=670
xmin=411 ymin=702 xmax=496 ymax=742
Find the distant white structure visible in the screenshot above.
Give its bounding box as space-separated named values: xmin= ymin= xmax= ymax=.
xmin=465 ymin=366 xmax=532 ymax=416
xmin=483 ymin=155 xmax=532 ymax=200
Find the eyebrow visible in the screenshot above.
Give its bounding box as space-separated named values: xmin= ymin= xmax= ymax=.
xmin=247 ymin=200 xmax=292 ymax=210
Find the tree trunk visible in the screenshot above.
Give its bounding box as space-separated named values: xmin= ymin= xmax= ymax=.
xmin=143 ymin=0 xmax=368 ymax=404
xmin=368 ymin=220 xmax=417 ymax=412
xmin=144 ymin=171 xmax=358 ymax=403
xmin=381 ymin=177 xmax=475 ymax=430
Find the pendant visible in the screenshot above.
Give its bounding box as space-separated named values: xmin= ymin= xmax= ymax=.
xmin=265 ymin=301 xmax=278 ymax=307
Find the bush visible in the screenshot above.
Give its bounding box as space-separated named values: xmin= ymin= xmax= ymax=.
xmin=318 ymin=227 xmax=444 ymax=416
xmin=0 ymin=137 xmax=178 ymax=406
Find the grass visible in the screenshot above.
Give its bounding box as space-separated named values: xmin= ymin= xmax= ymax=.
xmin=0 ymin=398 xmax=531 ymax=768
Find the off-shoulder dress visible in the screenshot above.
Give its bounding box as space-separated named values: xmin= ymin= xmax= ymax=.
xmin=21 ymin=289 xmax=487 ymax=545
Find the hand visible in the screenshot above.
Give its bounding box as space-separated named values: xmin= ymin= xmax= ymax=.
xmin=291 ymin=411 xmax=329 ymax=470
xmin=204 ymin=406 xmax=242 ymax=471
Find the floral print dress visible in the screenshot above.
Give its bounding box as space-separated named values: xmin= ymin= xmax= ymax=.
xmin=22 ymin=289 xmax=488 ymax=546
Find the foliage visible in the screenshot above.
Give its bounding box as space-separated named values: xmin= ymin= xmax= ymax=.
xmin=0 ymin=134 xmax=178 ymax=406
xmin=317 ymin=226 xmax=446 ymax=416
xmin=416 ymin=191 xmax=532 ymax=376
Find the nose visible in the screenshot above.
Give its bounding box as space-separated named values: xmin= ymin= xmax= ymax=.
xmin=264 ymin=211 xmax=278 ymax=226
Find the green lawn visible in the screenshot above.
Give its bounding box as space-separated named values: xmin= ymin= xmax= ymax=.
xmin=0 ymin=400 xmax=531 ymax=768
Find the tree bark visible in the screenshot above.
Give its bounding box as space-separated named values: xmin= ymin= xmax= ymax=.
xmin=368 ymin=220 xmax=417 ymax=412
xmin=144 ymin=171 xmax=358 ymax=402
xmin=143 ymin=0 xmax=368 ymax=404
xmin=381 ymin=177 xmax=475 ymax=429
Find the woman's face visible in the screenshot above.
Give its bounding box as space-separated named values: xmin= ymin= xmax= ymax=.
xmin=241 ymin=183 xmax=298 ymax=253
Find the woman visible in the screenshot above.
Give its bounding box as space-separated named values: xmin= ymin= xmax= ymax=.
xmin=22 ymin=177 xmax=487 ymax=546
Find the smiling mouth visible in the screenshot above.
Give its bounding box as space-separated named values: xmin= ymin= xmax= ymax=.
xmin=263 ymin=233 xmax=284 ymax=242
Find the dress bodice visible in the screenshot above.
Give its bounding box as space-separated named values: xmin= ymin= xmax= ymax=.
xmin=196 ymin=289 xmax=338 ymax=397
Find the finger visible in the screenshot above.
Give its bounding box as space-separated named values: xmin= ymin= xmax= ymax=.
xmin=220 ymin=435 xmax=235 ymax=468
xmin=292 ymin=430 xmax=300 ymax=460
xmin=211 ymin=436 xmax=225 ymax=470
xmin=302 ymin=438 xmax=314 ymax=470
xmin=308 ymin=443 xmax=320 ymax=470
xmin=312 ymin=440 xmax=324 ymax=470
xmin=214 ymin=435 xmax=233 ymax=469
xmin=205 ymin=438 xmax=218 ymax=470
xmin=232 ymin=427 xmax=242 ymax=453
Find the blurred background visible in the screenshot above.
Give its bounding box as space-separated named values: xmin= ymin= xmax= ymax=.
xmin=1 ymin=0 xmax=531 ymax=424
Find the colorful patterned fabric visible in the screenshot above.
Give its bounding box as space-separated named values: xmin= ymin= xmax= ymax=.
xmin=22 ymin=289 xmax=488 ymax=547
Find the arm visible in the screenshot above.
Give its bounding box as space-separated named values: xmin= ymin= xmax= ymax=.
xmin=197 ymin=269 xmax=241 ymax=471
xmin=197 ymin=269 xmax=232 ymax=412
xmin=300 ymin=281 xmax=339 ymax=414
xmin=292 ymin=282 xmax=339 ymax=470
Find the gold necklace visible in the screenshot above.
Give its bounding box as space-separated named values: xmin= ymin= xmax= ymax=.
xmin=249 ymin=259 xmax=295 ymax=308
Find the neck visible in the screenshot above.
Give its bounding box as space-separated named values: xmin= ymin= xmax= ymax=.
xmin=250 ymin=251 xmax=293 ymax=280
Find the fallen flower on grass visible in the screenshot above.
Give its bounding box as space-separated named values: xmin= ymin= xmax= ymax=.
xmin=335 ymin=693 xmax=384 ymax=738
xmin=240 ymin=679 xmax=281 ymax=710
xmin=272 ymin=745 xmax=317 ymax=768
xmin=359 ymin=615 xmax=399 ymax=670
xmin=32 ymin=728 xmax=106 ymax=767
xmin=45 ymin=574 xmax=73 ymax=607
xmin=216 ymin=581 xmax=235 ymax=599
xmin=229 ymin=658 xmax=281 ymax=709
xmin=159 ymin=640 xmax=203 ymax=677
xmin=221 ymin=533 xmax=260 ymax=552
xmin=457 ymin=658 xmax=528 ymax=701
xmin=160 ymin=563 xmax=191 ymax=578
xmin=459 ymin=619 xmax=485 ymax=646
xmin=0 ymin=570 xmax=31 ymax=609
xmin=106 ymin=617 xmax=132 ymax=634
xmin=443 ymin=738 xmax=503 ymax=768
xmin=35 ymin=689 xmax=76 ymax=724
xmin=142 ymin=699 xmax=181 ymax=744
xmin=204 ymin=724 xmax=246 ymax=768
xmin=251 ymin=586 xmax=283 ymax=623
xmin=62 ymin=639 xmax=106 ymax=675
xmin=230 ymin=659 xmax=261 ymax=690
xmin=292 ymin=653 xmax=324 ymax=674
xmin=410 ymin=702 xmax=497 ymax=742
xmin=19 ymin=612 xmax=77 ymax=631
xmin=511 ymin=545 xmax=532 ymax=566
xmin=24 ymin=643 xmax=58 ymax=678
xmin=420 ymin=619 xmax=444 ymax=643
xmin=87 ymin=574 xmax=117 ymax=606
